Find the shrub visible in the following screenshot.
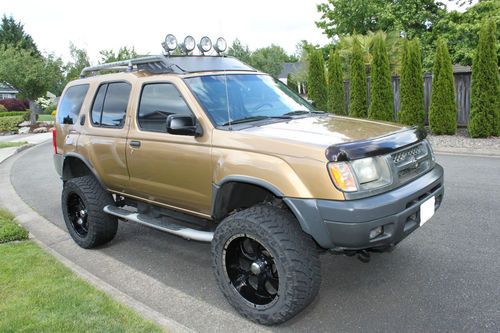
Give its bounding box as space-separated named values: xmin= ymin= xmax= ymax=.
xmin=0 ymin=116 xmax=23 ymax=131
xmin=307 ymin=49 xmax=328 ymax=110
xmin=368 ymin=33 xmax=394 ymax=121
xmin=287 ymin=73 xmax=299 ymax=93
xmin=468 ymin=19 xmax=500 ymax=138
xmin=44 ymin=104 xmax=57 ymax=115
xmin=0 ymin=111 xmax=28 ymax=118
xmin=0 ymin=104 xmax=7 ymax=113
xmin=327 ymin=50 xmax=345 ymax=115
xmin=429 ymin=39 xmax=456 ymax=135
xmin=399 ymin=39 xmax=425 ymax=127
xmin=349 ymin=38 xmax=367 ymax=117
xmin=51 ymin=110 xmax=57 ymax=117
xmin=0 ymin=98 xmax=29 ymax=111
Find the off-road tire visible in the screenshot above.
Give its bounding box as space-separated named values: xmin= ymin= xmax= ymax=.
xmin=212 ymin=204 xmax=321 ymax=325
xmin=62 ymin=176 xmax=118 ymax=249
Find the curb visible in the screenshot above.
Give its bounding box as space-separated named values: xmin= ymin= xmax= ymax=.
xmin=434 ymin=147 xmax=500 ymax=158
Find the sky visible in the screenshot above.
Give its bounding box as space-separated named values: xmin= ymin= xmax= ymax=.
xmin=1 ymin=0 xmax=470 ymax=64
xmin=1 ymin=0 xmax=331 ymax=63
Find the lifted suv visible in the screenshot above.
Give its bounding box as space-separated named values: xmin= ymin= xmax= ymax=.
xmin=54 ymin=46 xmax=444 ymax=325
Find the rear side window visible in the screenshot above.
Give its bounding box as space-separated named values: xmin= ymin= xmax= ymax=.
xmin=91 ymin=82 xmax=131 ymax=128
xmin=138 ymin=83 xmax=192 ymax=132
xmin=56 ymin=84 xmax=89 ymax=124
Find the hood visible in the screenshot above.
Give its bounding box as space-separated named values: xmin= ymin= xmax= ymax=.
xmin=213 ymin=115 xmax=406 ymax=162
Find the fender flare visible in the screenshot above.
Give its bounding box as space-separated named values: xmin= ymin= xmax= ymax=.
xmin=62 ymin=153 xmax=106 ymax=188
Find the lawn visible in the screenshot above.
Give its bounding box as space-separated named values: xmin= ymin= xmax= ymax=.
xmin=0 ymin=141 xmax=28 ymax=149
xmin=0 ymin=209 xmax=29 ymax=243
xmin=37 ymin=114 xmax=54 ymax=122
xmin=0 ymin=210 xmax=162 ymax=332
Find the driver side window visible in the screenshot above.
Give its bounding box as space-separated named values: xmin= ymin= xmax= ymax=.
xmin=138 ymin=83 xmax=192 ymax=132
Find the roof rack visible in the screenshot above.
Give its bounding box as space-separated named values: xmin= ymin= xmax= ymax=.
xmin=79 ymin=55 xmax=256 ymax=78
xmin=79 ymin=55 xmax=183 ymax=78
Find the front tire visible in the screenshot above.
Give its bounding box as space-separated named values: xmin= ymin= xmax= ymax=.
xmin=212 ymin=204 xmax=321 ymax=325
xmin=62 ymin=176 xmax=118 ymax=249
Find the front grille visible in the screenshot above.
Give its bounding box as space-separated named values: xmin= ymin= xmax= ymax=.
xmin=391 ymin=142 xmax=432 ymax=185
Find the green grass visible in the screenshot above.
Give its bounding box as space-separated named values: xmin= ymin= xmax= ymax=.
xmin=37 ymin=114 xmax=54 ymax=122
xmin=0 ymin=209 xmax=162 ymax=332
xmin=0 ymin=209 xmax=29 ymax=243
xmin=0 ymin=141 xmax=28 ymax=149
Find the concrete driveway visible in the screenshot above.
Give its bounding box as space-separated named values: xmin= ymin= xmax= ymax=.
xmin=7 ymin=141 xmax=500 ymax=332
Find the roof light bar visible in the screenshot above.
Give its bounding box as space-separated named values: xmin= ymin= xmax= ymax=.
xmin=214 ymin=37 xmax=227 ymax=54
xmin=162 ymin=34 xmax=177 ymax=54
xmin=180 ymin=35 xmax=196 ymax=54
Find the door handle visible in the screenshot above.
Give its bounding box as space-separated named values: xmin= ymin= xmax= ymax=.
xmin=129 ymin=140 xmax=141 ymax=148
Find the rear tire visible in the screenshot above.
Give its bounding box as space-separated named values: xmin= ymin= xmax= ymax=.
xmin=212 ymin=204 xmax=321 ymax=325
xmin=62 ymin=176 xmax=118 ymax=249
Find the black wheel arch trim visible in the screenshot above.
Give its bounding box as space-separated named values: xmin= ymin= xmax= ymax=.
xmin=62 ymin=153 xmax=106 ymax=188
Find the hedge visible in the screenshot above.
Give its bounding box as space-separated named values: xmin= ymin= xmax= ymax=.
xmin=327 ymin=50 xmax=345 ymax=115
xmin=349 ymin=38 xmax=367 ymax=117
xmin=0 ymin=99 xmax=29 ymax=111
xmin=308 ymin=49 xmax=328 ymax=110
xmin=0 ymin=116 xmax=23 ymax=131
xmin=0 ymin=111 xmax=28 ymax=118
xmin=368 ymin=33 xmax=393 ymax=121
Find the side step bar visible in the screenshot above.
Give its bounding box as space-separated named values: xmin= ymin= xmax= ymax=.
xmin=103 ymin=205 xmax=213 ymax=242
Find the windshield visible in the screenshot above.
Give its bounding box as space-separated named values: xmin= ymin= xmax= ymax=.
xmin=184 ymin=74 xmax=315 ymax=127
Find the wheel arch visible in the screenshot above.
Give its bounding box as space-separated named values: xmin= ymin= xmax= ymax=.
xmin=62 ymin=153 xmax=105 ymax=187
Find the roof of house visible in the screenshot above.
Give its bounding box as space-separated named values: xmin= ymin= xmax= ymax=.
xmin=278 ymin=62 xmax=305 ymax=79
xmin=0 ymin=82 xmax=19 ymax=94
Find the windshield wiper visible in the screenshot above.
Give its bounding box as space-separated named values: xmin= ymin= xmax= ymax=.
xmin=283 ymin=110 xmax=325 ymax=116
xmin=222 ymin=115 xmax=291 ymax=127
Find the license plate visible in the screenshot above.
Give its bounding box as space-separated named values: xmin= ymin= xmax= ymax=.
xmin=419 ymin=196 xmax=435 ymax=226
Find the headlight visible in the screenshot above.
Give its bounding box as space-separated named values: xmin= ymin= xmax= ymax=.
xmin=328 ymin=156 xmax=392 ymax=192
xmin=162 ymin=34 xmax=177 ymax=52
xmin=198 ymin=36 xmax=212 ymax=53
xmin=182 ymin=35 xmax=196 ymax=53
xmin=214 ymin=37 xmax=227 ymax=54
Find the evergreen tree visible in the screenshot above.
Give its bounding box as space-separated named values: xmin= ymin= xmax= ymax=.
xmin=287 ymin=73 xmax=299 ymax=93
xmin=327 ymin=50 xmax=345 ymax=114
xmin=307 ymin=49 xmax=328 ymax=110
xmin=399 ymin=39 xmax=425 ymax=127
xmin=368 ymin=33 xmax=394 ymax=121
xmin=468 ymin=19 xmax=500 ymax=138
xmin=349 ymin=38 xmax=367 ymax=117
xmin=0 ymin=15 xmax=39 ymax=56
xmin=429 ymin=39 xmax=456 ymax=135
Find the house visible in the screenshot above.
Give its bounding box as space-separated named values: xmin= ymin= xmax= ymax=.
xmin=0 ymin=83 xmax=18 ymax=99
xmin=278 ymin=62 xmax=307 ymax=95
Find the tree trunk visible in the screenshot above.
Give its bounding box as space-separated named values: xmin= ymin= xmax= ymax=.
xmin=28 ymin=100 xmax=38 ymax=125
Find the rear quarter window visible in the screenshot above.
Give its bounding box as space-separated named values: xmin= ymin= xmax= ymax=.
xmin=56 ymin=84 xmax=89 ymax=124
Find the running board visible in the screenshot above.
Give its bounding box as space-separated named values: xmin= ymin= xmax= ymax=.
xmin=103 ymin=205 xmax=213 ymax=242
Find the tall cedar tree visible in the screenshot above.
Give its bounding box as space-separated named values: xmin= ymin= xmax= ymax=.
xmin=399 ymin=39 xmax=425 ymax=126
xmin=368 ymin=33 xmax=394 ymax=121
xmin=287 ymin=73 xmax=299 ymax=93
xmin=429 ymin=39 xmax=456 ymax=134
xmin=327 ymin=50 xmax=345 ymax=114
xmin=468 ymin=19 xmax=500 ymax=137
xmin=307 ymin=49 xmax=328 ymax=110
xmin=349 ymin=38 xmax=367 ymax=117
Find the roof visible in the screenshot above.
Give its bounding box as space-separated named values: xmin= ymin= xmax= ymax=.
xmin=0 ymin=82 xmax=19 ymax=94
xmin=80 ymin=55 xmax=257 ymax=78
xmin=278 ymin=62 xmax=305 ymax=79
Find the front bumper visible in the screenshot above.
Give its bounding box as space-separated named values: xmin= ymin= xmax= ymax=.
xmin=284 ymin=164 xmax=444 ymax=250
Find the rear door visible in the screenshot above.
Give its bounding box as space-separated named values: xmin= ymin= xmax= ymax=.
xmin=77 ymin=81 xmax=133 ymax=192
xmin=125 ymin=80 xmax=212 ymax=217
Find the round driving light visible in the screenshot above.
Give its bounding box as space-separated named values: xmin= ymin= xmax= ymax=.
xmin=182 ymin=35 xmax=196 ymax=53
xmin=214 ymin=37 xmax=227 ymax=53
xmin=162 ymin=34 xmax=177 ymax=52
xmin=198 ymin=36 xmax=212 ymax=53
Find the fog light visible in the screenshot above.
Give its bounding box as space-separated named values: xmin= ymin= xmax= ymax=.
xmin=369 ymin=226 xmax=383 ymax=239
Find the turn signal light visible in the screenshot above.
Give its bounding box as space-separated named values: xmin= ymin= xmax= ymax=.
xmin=327 ymin=162 xmax=357 ymax=192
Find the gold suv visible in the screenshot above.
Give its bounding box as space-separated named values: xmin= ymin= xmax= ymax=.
xmin=53 ymin=36 xmax=444 ymax=325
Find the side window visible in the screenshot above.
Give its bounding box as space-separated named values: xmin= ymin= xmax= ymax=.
xmin=91 ymin=82 xmax=131 ymax=128
xmin=56 ymin=84 xmax=89 ymax=125
xmin=138 ymin=83 xmax=192 ymax=132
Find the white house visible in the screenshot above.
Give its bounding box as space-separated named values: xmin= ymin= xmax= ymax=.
xmin=0 ymin=83 xmax=19 ymax=99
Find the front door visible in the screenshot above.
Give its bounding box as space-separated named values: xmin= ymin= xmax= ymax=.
xmin=125 ymin=81 xmax=212 ymax=217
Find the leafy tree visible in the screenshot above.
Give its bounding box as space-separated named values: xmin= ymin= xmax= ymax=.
xmin=65 ymin=43 xmax=90 ymax=83
xmin=0 ymin=15 xmax=39 ymax=55
xmin=287 ymin=73 xmax=299 ymax=93
xmin=249 ymin=44 xmax=289 ymax=77
xmin=227 ymin=39 xmax=252 ymax=63
xmin=99 ymin=46 xmax=138 ymax=63
xmin=0 ymin=46 xmax=59 ymax=123
xmin=368 ymin=33 xmax=394 ymax=121
xmin=307 ymin=49 xmax=327 ymax=110
xmin=398 ymin=39 xmax=425 ymax=127
xmin=349 ymin=38 xmax=367 ymax=117
xmin=327 ymin=50 xmax=345 ymax=114
xmin=468 ymin=19 xmax=500 ymax=137
xmin=429 ymin=39 xmax=456 ymax=135
xmin=316 ymin=0 xmax=445 ymax=39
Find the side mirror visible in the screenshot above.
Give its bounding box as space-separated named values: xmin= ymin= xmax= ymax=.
xmin=166 ymin=114 xmax=203 ymax=137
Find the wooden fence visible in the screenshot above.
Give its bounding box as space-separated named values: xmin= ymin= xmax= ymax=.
xmin=343 ymin=70 xmax=472 ymax=126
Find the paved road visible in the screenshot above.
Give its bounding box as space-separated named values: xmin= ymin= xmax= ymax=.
xmin=11 ymin=142 xmax=500 ymax=332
